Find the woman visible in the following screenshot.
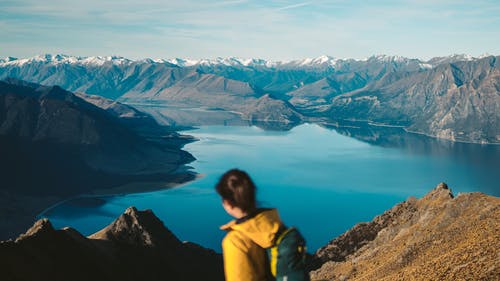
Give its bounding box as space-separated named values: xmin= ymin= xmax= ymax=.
xmin=216 ymin=169 xmax=282 ymax=281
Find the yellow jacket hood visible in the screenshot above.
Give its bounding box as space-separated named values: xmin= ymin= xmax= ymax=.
xmin=220 ymin=208 xmax=282 ymax=248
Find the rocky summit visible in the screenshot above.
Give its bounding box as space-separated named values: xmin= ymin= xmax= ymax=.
xmin=310 ymin=183 xmax=500 ymax=281
xmin=0 ymin=207 xmax=223 ymax=281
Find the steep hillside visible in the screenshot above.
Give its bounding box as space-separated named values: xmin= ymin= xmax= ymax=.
xmin=0 ymin=207 xmax=223 ymax=281
xmin=310 ymin=183 xmax=500 ymax=281
xmin=0 ymin=79 xmax=194 ymax=176
xmin=326 ymin=56 xmax=500 ymax=143
xmin=0 ymin=79 xmax=195 ymax=240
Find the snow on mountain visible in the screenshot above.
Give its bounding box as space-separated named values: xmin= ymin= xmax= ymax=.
xmin=361 ymin=54 xmax=437 ymax=70
xmin=281 ymin=55 xmax=339 ymax=68
xmin=418 ymin=63 xmax=434 ymax=69
xmin=0 ymin=54 xmax=341 ymax=69
xmin=367 ymin=54 xmax=410 ymax=62
xmin=0 ymin=53 xmax=491 ymax=69
xmin=164 ymin=58 xmax=201 ymax=67
xmin=0 ymin=54 xmax=133 ymax=66
xmin=167 ymin=57 xmax=277 ymax=68
xmin=0 ymin=57 xmax=17 ymax=63
xmin=426 ymin=53 xmax=489 ymax=66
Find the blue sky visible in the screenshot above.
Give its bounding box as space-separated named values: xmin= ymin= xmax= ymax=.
xmin=1 ymin=0 xmax=499 ymax=60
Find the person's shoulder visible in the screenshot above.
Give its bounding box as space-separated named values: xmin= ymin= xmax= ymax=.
xmin=256 ymin=208 xmax=281 ymax=222
xmin=223 ymin=229 xmax=253 ymax=250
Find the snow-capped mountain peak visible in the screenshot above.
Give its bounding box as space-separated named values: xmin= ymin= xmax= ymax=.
xmin=1 ymin=53 xmax=494 ymax=69
xmin=425 ymin=53 xmax=485 ymax=67
xmin=367 ymin=54 xmax=412 ymax=63
xmin=78 ymin=55 xmax=131 ymax=66
xmin=0 ymin=54 xmax=132 ymax=66
xmin=279 ymin=55 xmax=338 ymax=69
xmin=0 ymin=56 xmax=17 ymax=63
xmin=164 ymin=58 xmax=200 ymax=67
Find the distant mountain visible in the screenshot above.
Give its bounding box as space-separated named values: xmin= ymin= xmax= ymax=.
xmin=0 ymin=54 xmax=433 ymax=100
xmin=0 ymin=54 xmax=187 ymax=100
xmin=73 ymin=92 xmax=195 ymax=140
xmin=310 ymin=183 xmax=500 ymax=280
xmin=0 ymin=207 xmax=223 ymax=281
xmin=0 ymin=79 xmax=194 ymax=176
xmin=1 ymin=54 xmax=498 ymax=143
xmin=325 ymin=56 xmax=500 ymax=143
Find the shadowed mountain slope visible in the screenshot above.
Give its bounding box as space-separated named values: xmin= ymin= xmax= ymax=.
xmin=0 ymin=79 xmax=195 ymax=240
xmin=0 ymin=207 xmax=223 ymax=281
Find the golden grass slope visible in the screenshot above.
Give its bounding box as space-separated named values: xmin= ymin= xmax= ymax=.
xmin=311 ymin=183 xmax=500 ymax=281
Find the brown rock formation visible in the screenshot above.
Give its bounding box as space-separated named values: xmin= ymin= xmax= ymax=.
xmin=310 ymin=183 xmax=499 ymax=280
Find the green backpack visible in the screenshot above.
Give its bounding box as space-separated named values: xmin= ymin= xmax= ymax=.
xmin=267 ymin=227 xmax=310 ymax=281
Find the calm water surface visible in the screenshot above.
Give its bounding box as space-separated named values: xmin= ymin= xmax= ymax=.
xmin=42 ymin=124 xmax=500 ymax=252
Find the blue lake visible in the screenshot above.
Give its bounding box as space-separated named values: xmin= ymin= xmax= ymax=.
xmin=41 ymin=123 xmax=500 ymax=252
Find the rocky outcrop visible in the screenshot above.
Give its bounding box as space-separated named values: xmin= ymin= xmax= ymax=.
xmin=90 ymin=207 xmax=182 ymax=247
xmin=0 ymin=207 xmax=224 ymax=281
xmin=310 ymin=183 xmax=500 ymax=280
xmin=241 ymin=94 xmax=302 ymax=124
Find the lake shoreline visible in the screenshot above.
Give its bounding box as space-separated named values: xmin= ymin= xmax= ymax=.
xmin=0 ymin=171 xmax=198 ymax=241
xmin=37 ymin=173 xmax=203 ymax=219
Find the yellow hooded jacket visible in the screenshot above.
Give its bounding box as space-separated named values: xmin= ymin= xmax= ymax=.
xmin=220 ymin=208 xmax=282 ymax=281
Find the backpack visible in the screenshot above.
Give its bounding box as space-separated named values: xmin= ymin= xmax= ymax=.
xmin=267 ymin=227 xmax=310 ymax=281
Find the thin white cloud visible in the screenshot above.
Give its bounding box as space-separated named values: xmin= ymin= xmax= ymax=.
xmin=213 ymin=0 xmax=248 ymax=6
xmin=276 ymin=2 xmax=311 ymax=11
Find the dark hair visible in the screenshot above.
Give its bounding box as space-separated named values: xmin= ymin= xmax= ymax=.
xmin=216 ymin=169 xmax=257 ymax=213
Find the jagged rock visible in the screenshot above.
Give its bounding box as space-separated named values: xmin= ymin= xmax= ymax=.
xmin=90 ymin=207 xmax=182 ymax=248
xmin=15 ymin=218 xmax=55 ymax=242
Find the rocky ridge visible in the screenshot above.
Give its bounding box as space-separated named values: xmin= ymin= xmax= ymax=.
xmin=310 ymin=183 xmax=500 ymax=281
xmin=0 ymin=207 xmax=223 ymax=281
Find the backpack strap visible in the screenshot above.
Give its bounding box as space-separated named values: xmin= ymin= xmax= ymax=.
xmin=270 ymin=226 xmax=295 ymax=277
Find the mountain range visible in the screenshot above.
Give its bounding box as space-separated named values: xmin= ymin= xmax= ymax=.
xmin=1 ymin=54 xmax=498 ymax=143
